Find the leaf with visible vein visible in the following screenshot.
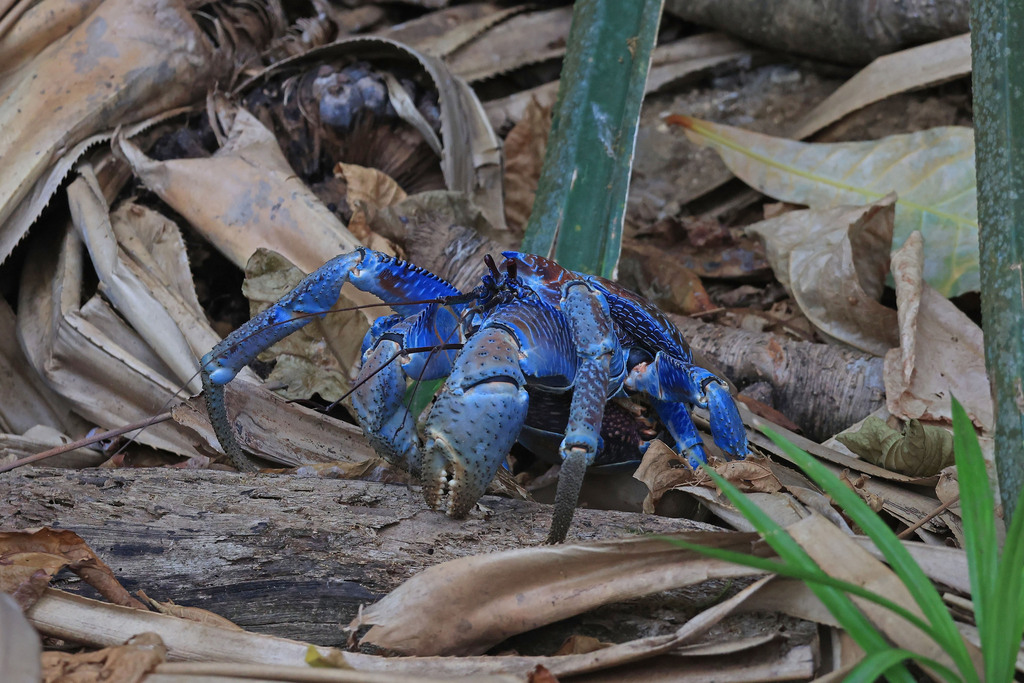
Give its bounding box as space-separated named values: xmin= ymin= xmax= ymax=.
xmin=668 ymin=115 xmax=977 ymax=297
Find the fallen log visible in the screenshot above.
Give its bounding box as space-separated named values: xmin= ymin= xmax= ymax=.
xmin=0 ymin=467 xmax=715 ymax=646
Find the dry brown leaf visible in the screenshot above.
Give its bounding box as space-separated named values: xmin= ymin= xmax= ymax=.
xmin=884 ymin=231 xmax=993 ymax=431
xmin=41 ymin=632 xmax=166 ymax=683
xmin=746 ymin=195 xmax=899 ymax=356
xmin=379 ymin=3 xmax=520 ymax=57
xmin=789 ymin=514 xmax=983 ymax=679
xmin=444 ymin=7 xmax=573 ymax=82
xmin=356 ymin=533 xmax=765 ymax=656
xmin=69 ymin=169 xmax=207 ymax=393
xmin=617 ymin=241 xmax=719 ymax=315
xmin=716 ymin=459 xmax=782 ymax=494
xmin=0 ymin=528 xmax=144 ymax=610
xmin=793 ymin=34 xmax=972 ymax=139
xmin=0 ymin=299 xmax=88 ymax=438
xmin=503 ymin=97 xmax=551 ymax=236
xmin=17 ymin=222 xmax=205 ymax=457
xmin=632 ymin=439 xmax=701 ymax=513
xmin=554 ymin=634 xmax=613 ymax=656
xmin=0 ymin=0 xmax=233 ymax=265
xmin=335 ymin=161 xmax=407 ymax=254
xmin=117 ymin=102 xmax=362 ymax=277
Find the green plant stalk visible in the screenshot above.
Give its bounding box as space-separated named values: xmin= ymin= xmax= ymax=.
xmin=520 ymin=0 xmax=663 ymax=277
xmin=972 ymin=0 xmax=1024 ymax=522
xmin=953 ymin=397 xmax=1024 ymax=682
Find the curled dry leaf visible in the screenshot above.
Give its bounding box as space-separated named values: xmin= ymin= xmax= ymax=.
xmin=836 ymin=416 xmax=955 ymax=477
xmin=117 ymin=102 xmax=363 ymax=277
xmin=355 ymin=533 xmax=765 ymax=656
xmin=717 ymin=459 xmax=783 ymax=494
xmin=335 ymin=161 xmax=406 ymax=255
xmin=0 ymin=0 xmax=236 ymax=265
xmin=42 ymin=632 xmax=166 ymax=683
xmin=672 ymin=116 xmax=978 ymax=297
xmin=69 ymin=169 xmax=207 ymax=393
xmin=632 ymin=439 xmax=704 ymax=513
xmin=884 ymin=231 xmax=993 ymax=431
xmin=0 ymin=528 xmax=144 ymax=610
xmin=745 ymin=196 xmax=899 ymax=356
xmin=18 ymin=215 xmax=205 ymax=457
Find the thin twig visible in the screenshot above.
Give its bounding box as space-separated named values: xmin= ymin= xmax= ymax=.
xmin=897 ymin=494 xmax=961 ymax=539
xmin=0 ymin=412 xmax=174 ymax=474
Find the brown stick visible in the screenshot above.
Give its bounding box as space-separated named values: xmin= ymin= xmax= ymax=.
xmin=0 ymin=412 xmax=173 ymax=473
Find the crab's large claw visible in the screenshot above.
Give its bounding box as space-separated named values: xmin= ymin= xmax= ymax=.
xmin=420 ymin=326 xmax=528 ymax=518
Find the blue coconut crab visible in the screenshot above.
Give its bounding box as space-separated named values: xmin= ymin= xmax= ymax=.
xmin=200 ymin=248 xmax=749 ymax=542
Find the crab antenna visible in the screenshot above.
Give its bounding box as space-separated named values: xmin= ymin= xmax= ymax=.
xmin=484 ymin=253 xmax=500 ymax=279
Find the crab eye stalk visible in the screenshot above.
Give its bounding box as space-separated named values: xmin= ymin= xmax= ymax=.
xmin=505 ymin=257 xmax=517 ymax=281
xmin=484 ymin=253 xmax=500 ymax=279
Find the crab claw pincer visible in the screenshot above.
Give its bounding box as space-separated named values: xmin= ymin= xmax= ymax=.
xmin=418 ymin=327 xmax=529 ymax=518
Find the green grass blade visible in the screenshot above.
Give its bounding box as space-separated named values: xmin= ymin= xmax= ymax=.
xmin=520 ymin=0 xmax=663 ymax=277
xmin=846 ymin=649 xmax=961 ymax=683
xmin=691 ymin=469 xmax=916 ymax=682
xmin=762 ymin=427 xmax=977 ymax=682
xmin=662 ymin=537 xmax=941 ymax=640
xmin=950 ymin=397 xmax=1001 ymax=680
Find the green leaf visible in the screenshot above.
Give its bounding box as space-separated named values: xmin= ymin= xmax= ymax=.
xmin=953 ymin=396 xmax=1024 ymax=683
xmin=521 ymin=0 xmax=663 ymax=277
xmin=847 ymin=649 xmax=960 ymax=683
xmin=669 ymin=116 xmax=977 ymax=296
xmin=836 ymin=416 xmax=955 ymax=477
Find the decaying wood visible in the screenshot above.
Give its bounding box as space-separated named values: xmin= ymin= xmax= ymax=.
xmin=0 ymin=467 xmax=718 ymax=646
xmin=671 ymin=314 xmax=886 ymax=441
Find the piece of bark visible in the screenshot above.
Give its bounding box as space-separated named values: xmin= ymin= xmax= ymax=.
xmin=671 ymin=314 xmax=885 ymax=441
xmin=0 ymin=467 xmax=716 ymax=646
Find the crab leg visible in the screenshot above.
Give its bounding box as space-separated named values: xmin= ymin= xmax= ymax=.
xmin=625 ymin=353 xmax=749 ymax=462
xmin=200 ymin=248 xmax=461 ymax=471
xmin=352 ymin=305 xmax=461 ymax=476
xmin=548 ymin=280 xmax=625 ymax=543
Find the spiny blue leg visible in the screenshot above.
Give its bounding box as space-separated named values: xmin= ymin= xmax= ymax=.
xmin=548 ymin=280 xmax=625 ymax=543
xmin=626 ymin=351 xmax=748 ymax=462
xmin=649 ymin=397 xmax=708 ymax=469
xmin=352 ymin=305 xmax=461 ymax=476
xmin=201 ymin=247 xmax=462 ymax=471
